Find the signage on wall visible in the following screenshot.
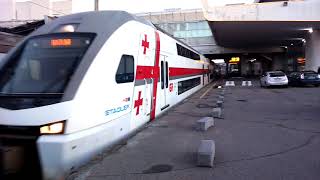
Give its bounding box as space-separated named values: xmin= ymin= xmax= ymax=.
xmin=297 ymin=57 xmax=305 ymax=64
xmin=229 ymin=57 xmax=240 ymax=63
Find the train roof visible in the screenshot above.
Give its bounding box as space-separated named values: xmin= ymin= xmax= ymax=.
xmin=16 ymin=10 xmax=199 ymax=58
xmin=31 ymin=10 xmax=154 ymax=36
xmin=30 ymin=10 xmax=201 ymax=56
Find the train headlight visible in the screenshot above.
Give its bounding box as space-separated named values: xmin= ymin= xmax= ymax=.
xmin=40 ymin=121 xmax=65 ymax=135
xmin=54 ymin=24 xmax=79 ymax=33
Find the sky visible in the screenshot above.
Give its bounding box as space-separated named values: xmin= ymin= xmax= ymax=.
xmin=16 ymin=0 xmax=255 ymax=13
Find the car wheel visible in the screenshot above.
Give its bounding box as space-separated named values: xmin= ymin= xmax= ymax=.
xmin=315 ymin=84 xmax=319 ymax=87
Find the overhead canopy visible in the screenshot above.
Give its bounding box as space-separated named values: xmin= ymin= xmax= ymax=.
xmin=0 ymin=32 xmax=22 ymax=53
xmin=209 ymin=21 xmax=320 ymax=48
xmin=0 ymin=20 xmax=47 ymax=53
xmin=0 ymin=20 xmax=44 ymax=36
xmin=203 ymin=0 xmax=320 ymax=49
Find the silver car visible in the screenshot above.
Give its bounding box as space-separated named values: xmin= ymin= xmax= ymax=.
xmin=260 ymin=71 xmax=288 ymax=87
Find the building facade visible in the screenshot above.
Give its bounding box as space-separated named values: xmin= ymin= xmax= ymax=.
xmin=0 ymin=0 xmax=16 ymax=21
xmin=0 ymin=0 xmax=72 ymax=28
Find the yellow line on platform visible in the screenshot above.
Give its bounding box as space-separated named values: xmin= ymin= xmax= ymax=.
xmin=200 ymin=82 xmax=217 ymax=99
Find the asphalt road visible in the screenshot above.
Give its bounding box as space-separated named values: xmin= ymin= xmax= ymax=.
xmin=71 ymin=79 xmax=320 ymax=180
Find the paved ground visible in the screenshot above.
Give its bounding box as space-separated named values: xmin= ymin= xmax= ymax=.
xmin=71 ymin=79 xmax=320 ymax=180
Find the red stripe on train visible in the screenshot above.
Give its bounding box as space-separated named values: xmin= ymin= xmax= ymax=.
xmin=136 ymin=66 xmax=208 ymax=80
xmin=135 ymin=66 xmax=159 ymax=80
xmin=169 ymin=67 xmax=209 ymax=77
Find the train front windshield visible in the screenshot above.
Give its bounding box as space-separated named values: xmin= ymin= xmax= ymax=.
xmin=0 ymin=33 xmax=94 ymax=109
xmin=0 ymin=34 xmax=94 ymax=94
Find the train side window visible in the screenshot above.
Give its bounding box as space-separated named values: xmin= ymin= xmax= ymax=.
xmin=115 ymin=55 xmax=134 ymax=84
xmin=178 ymin=77 xmax=201 ymax=95
xmin=176 ymin=43 xmax=200 ymax=60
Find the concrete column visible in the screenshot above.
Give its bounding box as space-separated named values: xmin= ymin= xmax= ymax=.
xmin=240 ymin=57 xmax=248 ymax=77
xmin=306 ymin=29 xmax=320 ymax=72
xmin=272 ymin=54 xmax=286 ymax=71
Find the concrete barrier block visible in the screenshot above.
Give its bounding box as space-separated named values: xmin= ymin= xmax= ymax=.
xmin=217 ymin=100 xmax=223 ymax=108
xmin=196 ymin=117 xmax=214 ymax=131
xmin=197 ymin=140 xmax=215 ymax=167
xmin=212 ymin=108 xmax=222 ymax=118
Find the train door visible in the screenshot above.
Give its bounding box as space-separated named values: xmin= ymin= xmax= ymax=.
xmin=131 ymin=32 xmax=155 ymax=129
xmin=159 ymin=55 xmax=169 ymax=110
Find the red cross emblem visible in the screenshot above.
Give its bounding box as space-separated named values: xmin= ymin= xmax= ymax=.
xmin=141 ymin=34 xmax=149 ymax=55
xmin=134 ymin=91 xmax=143 ymax=115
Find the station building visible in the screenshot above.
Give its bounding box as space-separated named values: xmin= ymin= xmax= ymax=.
xmin=0 ymin=0 xmax=71 ymax=28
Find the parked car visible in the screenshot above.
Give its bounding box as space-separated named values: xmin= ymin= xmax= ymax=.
xmin=288 ymin=71 xmax=320 ymax=87
xmin=260 ymin=71 xmax=288 ymax=87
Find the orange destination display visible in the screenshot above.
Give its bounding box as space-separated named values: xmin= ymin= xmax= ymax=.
xmin=51 ymin=38 xmax=72 ymax=47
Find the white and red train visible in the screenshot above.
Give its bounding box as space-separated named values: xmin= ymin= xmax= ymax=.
xmin=0 ymin=11 xmax=212 ymax=179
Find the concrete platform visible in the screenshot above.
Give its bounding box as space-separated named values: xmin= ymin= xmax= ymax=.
xmin=69 ymin=79 xmax=320 ymax=180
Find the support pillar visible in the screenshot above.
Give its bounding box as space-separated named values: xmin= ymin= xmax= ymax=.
xmin=306 ymin=29 xmax=320 ymax=72
xmin=240 ymin=56 xmax=248 ymax=77
xmin=272 ymin=54 xmax=286 ymax=71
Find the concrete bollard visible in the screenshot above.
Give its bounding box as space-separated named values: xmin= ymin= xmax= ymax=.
xmin=196 ymin=117 xmax=214 ymax=132
xmin=197 ymin=140 xmax=215 ymax=167
xmin=217 ymin=100 xmax=223 ymax=108
xmin=212 ymin=107 xmax=222 ymax=118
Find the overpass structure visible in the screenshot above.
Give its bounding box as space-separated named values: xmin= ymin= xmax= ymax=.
xmin=0 ymin=32 xmax=22 ymax=59
xmin=202 ymin=0 xmax=320 ymax=74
